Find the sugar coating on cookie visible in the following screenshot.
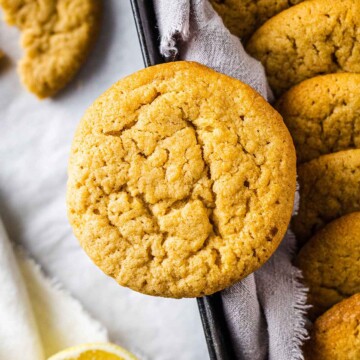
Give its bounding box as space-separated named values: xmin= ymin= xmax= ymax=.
xmin=304 ymin=293 xmax=360 ymax=360
xmin=67 ymin=61 xmax=296 ymax=298
xmin=276 ymin=74 xmax=360 ymax=163
xmin=297 ymin=212 xmax=360 ymax=317
xmin=247 ymin=0 xmax=360 ymax=96
xmin=0 ymin=0 xmax=101 ymax=98
xmin=210 ymin=0 xmax=304 ymax=42
xmin=293 ymin=149 xmax=360 ymax=243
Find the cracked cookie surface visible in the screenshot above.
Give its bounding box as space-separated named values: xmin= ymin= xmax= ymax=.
xmin=67 ymin=61 xmax=296 ymax=298
xmin=209 ymin=0 xmax=304 ymax=42
xmin=246 ymin=0 xmax=360 ymax=96
xmin=293 ymin=149 xmax=360 ymax=243
xmin=0 ymin=0 xmax=101 ymax=98
xmin=304 ymin=293 xmax=360 ymax=360
xmin=296 ymin=212 xmax=360 ymax=318
xmin=276 ymin=74 xmax=360 ymax=163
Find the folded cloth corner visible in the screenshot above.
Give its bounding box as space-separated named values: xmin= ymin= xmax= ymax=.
xmin=0 ymin=217 xmax=108 ymax=360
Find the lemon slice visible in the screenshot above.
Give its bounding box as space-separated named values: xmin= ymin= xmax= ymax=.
xmin=47 ymin=343 xmax=138 ymax=360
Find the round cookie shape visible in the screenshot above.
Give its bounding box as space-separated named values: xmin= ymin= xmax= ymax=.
xmin=0 ymin=0 xmax=101 ymax=98
xmin=67 ymin=61 xmax=296 ymax=298
xmin=209 ymin=0 xmax=304 ymax=42
xmin=296 ymin=212 xmax=360 ymax=317
xmin=293 ymin=149 xmax=360 ymax=243
xmin=246 ymin=0 xmax=360 ymax=96
xmin=304 ymin=293 xmax=360 ymax=360
xmin=276 ymin=74 xmax=360 ymax=163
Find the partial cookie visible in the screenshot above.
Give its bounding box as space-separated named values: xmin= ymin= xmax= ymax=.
xmin=67 ymin=61 xmax=296 ymax=298
xmin=275 ymin=74 xmax=360 ymax=163
xmin=209 ymin=0 xmax=304 ymax=42
xmin=293 ymin=149 xmax=360 ymax=243
xmin=247 ymin=0 xmax=360 ymax=96
xmin=296 ymin=213 xmax=360 ymax=317
xmin=0 ymin=0 xmax=101 ymax=98
xmin=304 ymin=293 xmax=360 ymax=360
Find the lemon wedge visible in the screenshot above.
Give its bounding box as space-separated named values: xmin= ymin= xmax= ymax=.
xmin=47 ymin=343 xmax=138 ymax=360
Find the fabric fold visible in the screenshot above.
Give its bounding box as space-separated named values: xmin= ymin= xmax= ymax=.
xmin=222 ymin=275 xmax=267 ymax=360
xmin=0 ymin=217 xmax=108 ymax=359
xmin=154 ymin=0 xmax=273 ymax=101
xmin=0 ymin=218 xmax=45 ymax=360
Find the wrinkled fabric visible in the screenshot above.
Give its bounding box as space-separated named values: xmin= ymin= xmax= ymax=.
xmin=155 ymin=0 xmax=273 ymax=101
xmin=154 ymin=1 xmax=308 ymax=359
xmin=0 ymin=218 xmax=108 ymax=360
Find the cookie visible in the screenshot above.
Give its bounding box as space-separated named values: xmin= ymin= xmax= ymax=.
xmin=293 ymin=149 xmax=360 ymax=243
xmin=0 ymin=0 xmax=101 ymax=98
xmin=209 ymin=0 xmax=304 ymax=42
xmin=296 ymin=212 xmax=360 ymax=317
xmin=304 ymin=293 xmax=360 ymax=360
xmin=275 ymin=74 xmax=360 ymax=163
xmin=67 ymin=61 xmax=296 ymax=298
xmin=246 ymin=0 xmax=360 ymax=96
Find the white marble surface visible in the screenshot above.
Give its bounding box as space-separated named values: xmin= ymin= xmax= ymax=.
xmin=0 ymin=1 xmax=208 ymax=359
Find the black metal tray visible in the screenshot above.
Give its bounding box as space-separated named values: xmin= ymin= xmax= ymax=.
xmin=130 ymin=1 xmax=235 ymax=359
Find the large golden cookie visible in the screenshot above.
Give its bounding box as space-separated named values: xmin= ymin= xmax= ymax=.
xmin=296 ymin=212 xmax=360 ymax=317
xmin=67 ymin=61 xmax=296 ymax=298
xmin=210 ymin=0 xmax=304 ymax=42
xmin=305 ymin=293 xmax=360 ymax=360
xmin=276 ymin=74 xmax=360 ymax=163
xmin=247 ymin=0 xmax=360 ymax=96
xmin=0 ymin=0 xmax=101 ymax=98
xmin=293 ymin=149 xmax=360 ymax=243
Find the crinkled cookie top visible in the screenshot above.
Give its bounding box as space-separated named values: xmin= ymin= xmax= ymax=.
xmin=297 ymin=212 xmax=360 ymax=318
xmin=305 ymin=293 xmax=360 ymax=360
xmin=67 ymin=61 xmax=296 ymax=298
xmin=0 ymin=0 xmax=101 ymax=98
xmin=247 ymin=0 xmax=360 ymax=96
xmin=293 ymin=149 xmax=360 ymax=243
xmin=210 ymin=0 xmax=304 ymax=42
xmin=276 ymin=73 xmax=360 ymax=163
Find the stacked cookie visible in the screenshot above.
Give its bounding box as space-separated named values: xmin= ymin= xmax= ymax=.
xmin=246 ymin=0 xmax=360 ymax=96
xmin=223 ymin=0 xmax=360 ymax=357
xmin=209 ymin=0 xmax=305 ymax=42
xmin=304 ymin=294 xmax=360 ymax=359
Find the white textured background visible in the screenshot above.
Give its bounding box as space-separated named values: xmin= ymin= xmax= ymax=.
xmin=0 ymin=1 xmax=208 ymax=359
